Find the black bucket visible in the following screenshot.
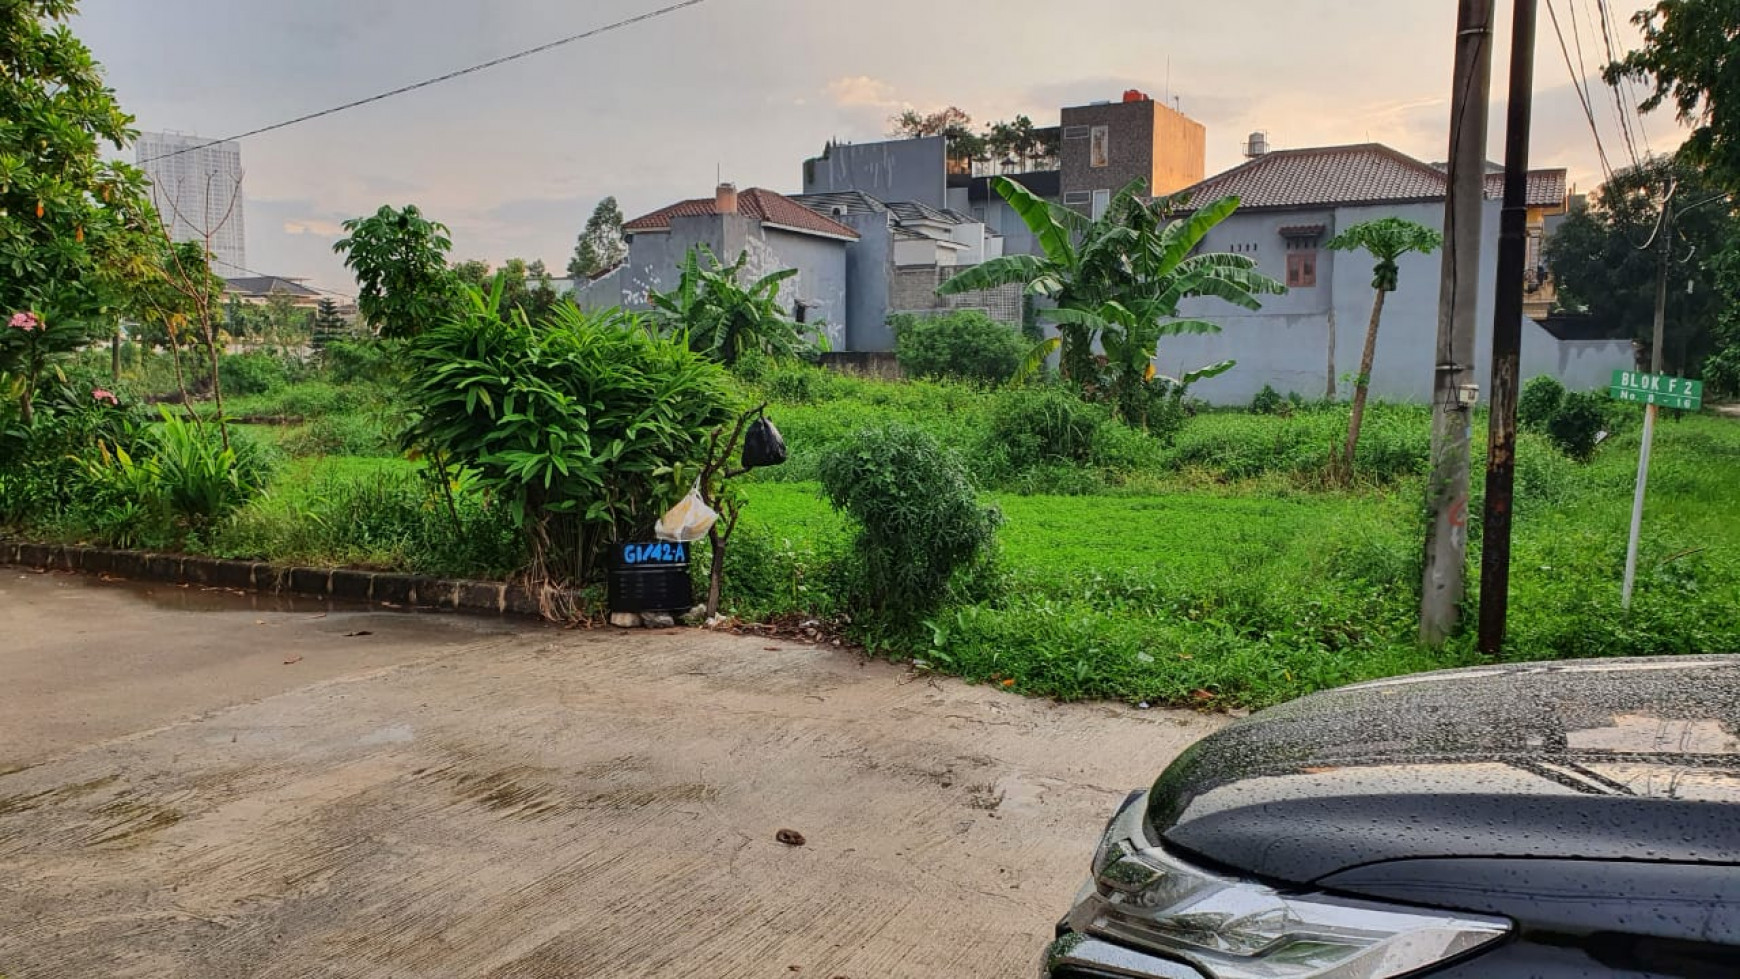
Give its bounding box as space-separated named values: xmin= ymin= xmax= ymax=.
xmin=607 ymin=540 xmax=693 ymax=613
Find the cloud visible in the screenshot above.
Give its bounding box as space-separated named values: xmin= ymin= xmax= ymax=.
xmin=283 ymin=218 xmax=344 ymax=236
xmin=826 ymin=75 xmax=904 ymax=109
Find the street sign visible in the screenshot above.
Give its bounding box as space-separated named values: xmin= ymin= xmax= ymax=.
xmin=1610 ymin=370 xmax=1703 ymax=411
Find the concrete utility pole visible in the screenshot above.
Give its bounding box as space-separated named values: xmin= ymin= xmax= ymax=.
xmin=1478 ymin=0 xmax=1540 ymax=655
xmin=1422 ymin=0 xmax=1495 ymax=645
xmin=1622 ymin=190 xmax=1675 ymax=608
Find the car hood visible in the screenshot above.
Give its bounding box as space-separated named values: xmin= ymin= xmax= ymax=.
xmin=1148 ymin=656 xmax=1740 ymax=885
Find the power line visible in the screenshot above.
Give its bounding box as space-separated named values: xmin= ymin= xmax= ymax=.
xmin=139 ymin=0 xmax=712 ymax=164
xmin=1594 ymin=0 xmax=1653 ymax=157
xmin=1545 ymin=0 xmax=1615 ymax=185
xmin=1574 ymin=0 xmax=1640 ymax=170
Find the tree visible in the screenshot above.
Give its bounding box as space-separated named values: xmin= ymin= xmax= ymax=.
xmin=1325 ymin=218 xmax=1444 ymax=472
xmin=1547 ymin=156 xmax=1735 ymax=377
xmin=649 ymin=247 xmax=815 ymax=367
xmin=1 ymin=0 xmax=156 ymax=421
xmin=889 ymin=106 xmax=983 ymax=168
xmin=1607 ymin=0 xmax=1740 ymax=192
xmin=333 ymin=205 xmax=458 ymax=338
xmin=938 ymin=176 xmax=1283 ymax=401
xmin=312 ymin=297 xmax=347 ymax=350
xmin=568 ymin=197 xmax=627 ymax=280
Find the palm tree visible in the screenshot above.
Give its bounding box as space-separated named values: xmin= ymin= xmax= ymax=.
xmin=649 ymin=247 xmax=813 ymax=366
xmin=938 ymin=175 xmax=1283 ymax=395
xmin=1325 ymin=218 xmax=1444 ymax=472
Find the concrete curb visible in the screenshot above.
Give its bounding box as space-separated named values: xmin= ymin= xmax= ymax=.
xmin=0 ymin=539 xmax=557 ymax=618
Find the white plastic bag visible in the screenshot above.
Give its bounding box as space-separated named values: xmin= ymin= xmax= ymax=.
xmin=655 ymin=480 xmax=718 ymax=542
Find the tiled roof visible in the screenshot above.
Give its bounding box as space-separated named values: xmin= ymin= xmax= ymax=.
xmin=1483 ymin=168 xmax=1569 ymax=208
xmin=887 ymin=200 xmax=964 ymax=226
xmin=789 ymin=190 xmax=888 ymax=217
xmin=224 ymin=275 xmax=320 ymax=298
xmin=624 ymin=187 xmax=860 ymax=240
xmin=1180 ymin=144 xmax=1449 ymax=209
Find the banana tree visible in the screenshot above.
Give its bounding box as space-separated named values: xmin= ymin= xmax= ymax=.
xmin=1325 ymin=218 xmax=1443 ymax=472
xmin=939 ymin=175 xmax=1283 ymax=388
xmin=1049 ymin=300 xmax=1235 ymax=427
xmin=649 ymin=246 xmax=812 ymax=367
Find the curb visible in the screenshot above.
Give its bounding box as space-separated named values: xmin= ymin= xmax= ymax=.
xmin=0 ymin=539 xmax=554 ymax=618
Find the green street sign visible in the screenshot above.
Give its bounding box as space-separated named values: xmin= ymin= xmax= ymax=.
xmin=1610 ymin=370 xmax=1702 ymax=411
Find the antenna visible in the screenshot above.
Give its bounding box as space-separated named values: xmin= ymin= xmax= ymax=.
xmin=1166 ymin=56 xmax=1171 ymax=104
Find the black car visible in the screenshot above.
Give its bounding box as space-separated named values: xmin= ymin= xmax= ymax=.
xmin=1044 ymin=656 xmax=1740 ymax=978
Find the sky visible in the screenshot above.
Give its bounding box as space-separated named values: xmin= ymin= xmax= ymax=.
xmin=73 ymin=0 xmax=1687 ymax=295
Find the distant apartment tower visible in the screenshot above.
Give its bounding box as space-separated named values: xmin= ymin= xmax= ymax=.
xmin=136 ymin=132 xmax=247 ymax=275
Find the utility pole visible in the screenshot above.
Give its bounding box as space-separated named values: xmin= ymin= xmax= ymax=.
xmin=1477 ymin=0 xmax=1540 ymax=655
xmin=1422 ymin=0 xmax=1495 ymax=645
xmin=1622 ymin=191 xmax=1675 ymax=608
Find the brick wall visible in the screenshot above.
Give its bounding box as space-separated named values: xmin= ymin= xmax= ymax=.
xmin=889 ymin=266 xmax=1023 ymax=326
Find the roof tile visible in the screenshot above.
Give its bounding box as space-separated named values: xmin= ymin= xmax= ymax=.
xmin=1181 ymin=144 xmax=1568 ymax=210
xmin=624 ymin=187 xmax=860 ymax=240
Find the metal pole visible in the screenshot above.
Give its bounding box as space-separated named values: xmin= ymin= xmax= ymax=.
xmin=1622 ymin=196 xmax=1673 ymax=608
xmin=1477 ymin=0 xmax=1539 ymax=655
xmin=1422 ymin=0 xmax=1495 ymax=645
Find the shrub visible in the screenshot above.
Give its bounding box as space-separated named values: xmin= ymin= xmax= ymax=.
xmin=819 ymin=423 xmax=1001 ymax=620
xmin=988 ymin=385 xmax=1106 ymax=473
xmin=218 ymin=352 xmax=293 ymax=396
xmin=1249 ymin=384 xmax=1288 ymax=415
xmin=1517 ymin=375 xmax=1565 ymax=432
xmin=1546 ymin=391 xmax=1605 ymax=462
xmin=321 ymin=338 xmax=402 ymax=385
xmin=281 ymin=412 xmax=393 ymax=457
xmin=403 ymin=287 xmax=738 ymax=583
xmin=891 ymin=311 xmax=1026 ymax=384
xmin=760 ymin=362 xmax=848 ymax=404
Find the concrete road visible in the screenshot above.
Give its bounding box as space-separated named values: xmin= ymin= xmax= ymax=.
xmin=0 ymin=570 xmax=1223 ymax=978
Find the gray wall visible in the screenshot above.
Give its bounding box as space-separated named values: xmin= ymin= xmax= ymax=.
xmin=1169 ymin=200 xmax=1633 ymax=404
xmin=620 ymin=215 xmax=850 ymax=351
xmin=802 ymin=136 xmax=948 ymax=210
xmin=976 ymin=197 xmax=1041 ymax=257
xmin=831 ymin=212 xmax=895 ymax=352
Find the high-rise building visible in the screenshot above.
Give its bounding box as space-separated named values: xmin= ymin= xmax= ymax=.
xmin=136 ymin=132 xmax=247 ymax=275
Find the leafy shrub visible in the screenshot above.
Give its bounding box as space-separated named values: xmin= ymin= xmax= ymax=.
xmin=1517 ymin=375 xmax=1565 ymax=432
xmin=988 ymin=385 xmax=1106 ymax=473
xmin=1249 ymin=384 xmax=1288 ymax=415
xmin=404 ymin=286 xmax=738 ymax=583
xmin=321 ymin=338 xmax=402 ymax=385
xmin=760 ymin=362 xmax=849 ymax=404
xmin=218 ymin=352 xmax=293 ymax=396
xmin=891 ymin=311 xmax=1026 ymax=384
xmin=69 ymin=409 xmax=274 ymax=545
xmin=281 ymin=412 xmax=393 ymax=457
xmin=1546 ymin=391 xmax=1605 ymax=461
xmin=819 ymin=423 xmax=1002 ymax=620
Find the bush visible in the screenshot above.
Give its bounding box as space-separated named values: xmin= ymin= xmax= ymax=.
xmin=218 ymin=352 xmax=293 ymax=396
xmin=1249 ymin=384 xmax=1288 ymax=415
xmin=819 ymin=423 xmax=1001 ymax=620
xmin=1546 ymin=391 xmax=1605 ymax=462
xmin=281 ymin=412 xmax=394 ymax=457
xmin=321 ymin=338 xmax=402 ymax=385
xmin=892 ymin=311 xmax=1026 ymax=384
xmin=404 ymin=291 xmax=738 ymax=583
xmin=1517 ymin=375 xmax=1565 ymax=432
xmin=988 ymin=385 xmax=1106 ymax=473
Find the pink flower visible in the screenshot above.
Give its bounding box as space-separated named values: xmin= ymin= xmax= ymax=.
xmin=92 ymin=388 xmax=119 ymax=405
xmin=8 ymin=311 xmax=40 ymax=332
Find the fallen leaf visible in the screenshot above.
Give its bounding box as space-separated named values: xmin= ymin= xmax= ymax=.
xmin=775 ymin=828 xmax=807 ymax=847
xmin=1192 ymin=689 xmax=1215 ymax=701
xmin=283 ymin=654 xmax=303 ymax=665
xmin=1001 ymin=678 xmax=1016 ymax=687
xmin=763 ymin=646 xmax=781 ymax=652
xmin=344 ymin=630 xmax=374 ymax=638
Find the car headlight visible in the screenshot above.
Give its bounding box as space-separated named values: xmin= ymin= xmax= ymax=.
xmin=1071 ymin=795 xmax=1509 ymax=979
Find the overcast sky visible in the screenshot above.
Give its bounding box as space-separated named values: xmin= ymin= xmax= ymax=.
xmin=74 ymin=0 xmax=1685 ymax=294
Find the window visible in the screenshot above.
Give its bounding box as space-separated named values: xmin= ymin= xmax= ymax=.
xmin=1091 ymin=189 xmax=1111 ymax=220
xmin=1526 ymin=230 xmax=1543 ymax=271
xmin=1063 ymin=191 xmax=1092 ymax=206
xmin=1063 ymin=125 xmax=1090 ymax=140
xmin=1089 ymin=126 xmax=1110 ymax=168
xmin=1286 ymin=251 xmax=1317 ymax=288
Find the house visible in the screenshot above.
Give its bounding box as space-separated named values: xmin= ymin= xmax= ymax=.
xmin=224 ymin=275 xmax=322 ymax=309
xmin=789 ymin=190 xmax=1020 ymax=350
xmin=1153 ymin=142 xmax=1627 ymax=404
xmin=613 ymin=183 xmax=858 ymax=350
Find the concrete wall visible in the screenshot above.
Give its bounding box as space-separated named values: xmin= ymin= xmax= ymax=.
xmin=833 ymin=212 xmax=895 ymax=353
xmin=976 ymin=197 xmax=1041 ymax=257
xmin=1151 ymin=102 xmax=1208 ymax=196
xmin=890 ymin=266 xmax=1023 ymax=328
xmin=572 ymin=266 xmax=624 ymax=311
xmin=1061 ymin=101 xmax=1154 ymax=202
xmin=802 ymin=136 xmax=948 ymax=210
xmin=1169 ymin=199 xmax=1634 ymax=405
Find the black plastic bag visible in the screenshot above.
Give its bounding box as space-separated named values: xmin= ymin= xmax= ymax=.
xmin=742 ymin=416 xmax=787 ymax=468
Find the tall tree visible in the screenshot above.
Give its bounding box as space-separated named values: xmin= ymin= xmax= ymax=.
xmin=1 ymin=0 xmax=155 ymax=421
xmin=568 ymin=197 xmax=627 ymax=280
xmin=1547 ymin=155 xmax=1736 ymax=377
xmin=1326 ymin=218 xmax=1444 ymax=472
xmin=334 ymin=204 xmax=458 ymax=339
xmin=1607 ymin=0 xmax=1740 ymax=192
xmin=312 ymin=297 xmax=347 ymax=350
xmin=938 ymin=176 xmax=1283 ymax=394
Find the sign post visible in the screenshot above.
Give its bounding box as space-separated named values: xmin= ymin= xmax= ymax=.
xmin=1611 ymin=370 xmax=1703 ymax=608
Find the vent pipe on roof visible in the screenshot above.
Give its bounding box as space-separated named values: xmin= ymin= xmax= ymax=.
xmin=715 ymin=182 xmax=738 ymax=215
xmin=1245 ymin=132 xmax=1270 ymax=159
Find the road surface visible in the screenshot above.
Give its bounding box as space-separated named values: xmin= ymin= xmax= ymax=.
xmin=0 ymin=570 xmax=1222 ymax=978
